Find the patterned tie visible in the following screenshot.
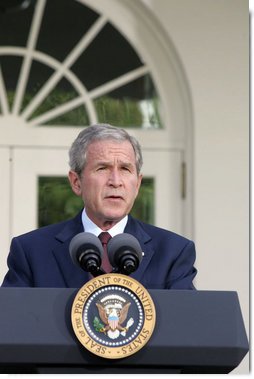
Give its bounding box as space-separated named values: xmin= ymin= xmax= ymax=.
xmin=98 ymin=232 xmax=112 ymax=273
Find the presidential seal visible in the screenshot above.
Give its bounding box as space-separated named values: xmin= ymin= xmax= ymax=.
xmin=71 ymin=273 xmax=156 ymax=359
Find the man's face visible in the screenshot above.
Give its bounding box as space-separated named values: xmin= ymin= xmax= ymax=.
xmin=69 ymin=139 xmax=142 ymax=230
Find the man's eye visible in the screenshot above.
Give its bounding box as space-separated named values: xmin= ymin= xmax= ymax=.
xmin=122 ymin=166 xmax=131 ymax=172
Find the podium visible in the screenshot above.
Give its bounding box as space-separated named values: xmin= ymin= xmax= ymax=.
xmin=0 ymin=287 xmax=248 ymax=374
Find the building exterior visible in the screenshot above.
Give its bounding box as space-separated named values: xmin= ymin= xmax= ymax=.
xmin=0 ymin=0 xmax=249 ymax=373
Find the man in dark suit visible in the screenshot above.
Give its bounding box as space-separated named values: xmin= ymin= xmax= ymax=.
xmin=2 ymin=124 xmax=197 ymax=289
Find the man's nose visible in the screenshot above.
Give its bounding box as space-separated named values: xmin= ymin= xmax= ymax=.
xmin=108 ymin=168 xmax=122 ymax=186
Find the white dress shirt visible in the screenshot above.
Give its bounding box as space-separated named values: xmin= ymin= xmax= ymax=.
xmin=81 ymin=208 xmax=128 ymax=238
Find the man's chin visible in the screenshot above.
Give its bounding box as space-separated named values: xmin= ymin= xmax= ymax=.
xmin=103 ymin=213 xmax=126 ymax=222
xmin=101 ymin=210 xmax=128 ymax=224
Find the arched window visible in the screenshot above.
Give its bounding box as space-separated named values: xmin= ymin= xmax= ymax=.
xmin=0 ymin=0 xmax=162 ymax=129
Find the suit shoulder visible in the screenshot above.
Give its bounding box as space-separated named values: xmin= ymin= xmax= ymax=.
xmin=133 ymin=218 xmax=192 ymax=245
xmin=12 ymin=213 xmax=82 ymax=243
xmin=12 ymin=220 xmax=66 ymax=241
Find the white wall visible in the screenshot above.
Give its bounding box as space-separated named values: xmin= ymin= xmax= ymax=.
xmin=142 ymin=0 xmax=249 ymax=374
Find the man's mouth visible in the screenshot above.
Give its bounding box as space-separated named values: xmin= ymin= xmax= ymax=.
xmin=105 ymin=195 xmax=124 ymax=200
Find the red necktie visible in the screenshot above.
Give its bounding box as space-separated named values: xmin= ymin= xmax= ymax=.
xmin=98 ymin=232 xmax=112 ymax=273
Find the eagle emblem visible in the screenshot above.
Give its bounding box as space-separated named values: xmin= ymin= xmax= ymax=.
xmin=94 ymin=294 xmax=134 ymax=339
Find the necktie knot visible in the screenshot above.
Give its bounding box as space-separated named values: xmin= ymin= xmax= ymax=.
xmin=98 ymin=232 xmax=112 ymax=245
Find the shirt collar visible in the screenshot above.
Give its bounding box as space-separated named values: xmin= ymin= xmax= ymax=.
xmin=81 ymin=208 xmax=128 ymax=237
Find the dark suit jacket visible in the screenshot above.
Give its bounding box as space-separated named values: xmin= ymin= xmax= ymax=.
xmin=1 ymin=213 xmax=197 ymax=289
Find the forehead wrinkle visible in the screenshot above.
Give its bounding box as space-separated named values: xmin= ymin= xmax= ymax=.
xmin=87 ymin=141 xmax=136 ymax=165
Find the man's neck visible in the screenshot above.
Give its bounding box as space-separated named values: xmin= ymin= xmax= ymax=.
xmin=81 ymin=209 xmax=128 ymax=237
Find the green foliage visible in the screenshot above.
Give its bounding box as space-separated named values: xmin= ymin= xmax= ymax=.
xmin=93 ymin=316 xmax=104 ymax=332
xmin=148 ymin=97 xmax=162 ymax=128
xmin=6 ymin=90 xmax=162 ymax=128
xmin=131 ymin=178 xmax=154 ymax=224
xmin=7 ymin=90 xmax=89 ymax=126
xmin=95 ymin=96 xmax=143 ymax=127
xmin=38 ymin=177 xmax=83 ymax=227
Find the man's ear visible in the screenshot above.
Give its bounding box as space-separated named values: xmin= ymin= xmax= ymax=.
xmin=135 ymin=173 xmax=143 ymax=196
xmin=68 ymin=170 xmax=82 ymax=196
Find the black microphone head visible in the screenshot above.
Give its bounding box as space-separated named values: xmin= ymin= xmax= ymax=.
xmin=107 ymin=233 xmax=143 ymax=275
xmin=69 ymin=232 xmax=103 ymax=272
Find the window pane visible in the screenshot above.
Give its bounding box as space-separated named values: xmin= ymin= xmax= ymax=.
xmin=38 ymin=176 xmax=154 ymax=227
xmin=36 ymin=0 xmax=99 ymax=62
xmin=71 ymin=22 xmax=142 ymax=90
xmin=1 ymin=56 xmax=23 ymax=113
xmin=131 ymin=178 xmax=154 ymax=224
xmin=94 ymin=75 xmax=162 ymax=129
xmin=0 ymin=2 xmax=34 ymax=47
xmin=38 ymin=177 xmax=83 ymax=227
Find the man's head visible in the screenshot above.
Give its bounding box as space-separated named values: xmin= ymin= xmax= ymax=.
xmin=68 ymin=124 xmax=143 ymax=230
xmin=69 ymin=123 xmax=143 ymax=176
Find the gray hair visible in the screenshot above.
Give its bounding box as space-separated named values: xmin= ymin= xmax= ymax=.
xmin=69 ymin=123 xmax=143 ymax=176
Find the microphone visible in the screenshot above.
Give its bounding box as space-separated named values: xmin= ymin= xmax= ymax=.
xmin=69 ymin=232 xmax=105 ymax=276
xmin=107 ymin=233 xmax=143 ymax=275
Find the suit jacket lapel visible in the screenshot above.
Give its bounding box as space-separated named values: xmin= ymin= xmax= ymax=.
xmin=52 ymin=213 xmax=155 ymax=287
xmin=52 ymin=212 xmax=91 ymax=287
xmin=124 ymin=215 xmax=155 ymax=282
